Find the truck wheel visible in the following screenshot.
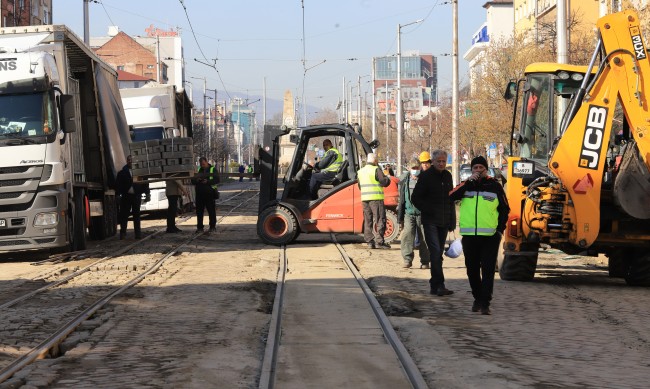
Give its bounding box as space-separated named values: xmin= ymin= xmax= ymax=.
xmin=257 ymin=206 xmax=298 ymax=246
xmin=498 ymin=252 xmax=538 ymax=281
xmin=73 ymin=189 xmax=87 ymax=251
xmin=625 ymin=255 xmax=650 ymax=286
xmin=383 ymin=209 xmax=400 ymax=244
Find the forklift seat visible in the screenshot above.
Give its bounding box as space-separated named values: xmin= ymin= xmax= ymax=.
xmin=319 ymin=160 xmax=349 ymax=190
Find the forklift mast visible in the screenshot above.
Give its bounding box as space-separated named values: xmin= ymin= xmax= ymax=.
xmin=259 ymin=125 xmax=291 ymax=213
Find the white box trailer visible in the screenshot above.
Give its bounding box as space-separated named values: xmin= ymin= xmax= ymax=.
xmin=0 ymin=25 xmax=131 ymax=252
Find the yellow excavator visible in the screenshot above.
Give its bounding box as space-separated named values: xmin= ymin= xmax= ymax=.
xmin=502 ymin=10 xmax=650 ymax=285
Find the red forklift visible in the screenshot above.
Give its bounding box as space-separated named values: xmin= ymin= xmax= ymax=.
xmin=257 ymin=124 xmax=400 ymax=245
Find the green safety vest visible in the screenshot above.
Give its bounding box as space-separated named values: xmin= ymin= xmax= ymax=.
xmin=459 ymin=190 xmax=499 ymax=236
xmin=323 ymin=147 xmax=343 ymax=173
xmin=198 ymin=166 xmax=218 ymax=190
xmin=357 ymin=164 xmax=384 ymax=201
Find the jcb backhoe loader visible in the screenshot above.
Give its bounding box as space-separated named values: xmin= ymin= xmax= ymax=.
xmin=502 ymin=10 xmax=650 ymax=285
xmin=256 ymin=124 xmax=400 ymax=245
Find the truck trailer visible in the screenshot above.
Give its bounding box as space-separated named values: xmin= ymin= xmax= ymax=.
xmin=0 ymin=25 xmax=131 ymax=253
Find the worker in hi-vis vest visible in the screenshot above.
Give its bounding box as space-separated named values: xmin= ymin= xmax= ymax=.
xmin=191 ymin=157 xmax=220 ymax=233
xmin=308 ymin=138 xmax=343 ymax=199
xmin=357 ymin=153 xmax=391 ymax=250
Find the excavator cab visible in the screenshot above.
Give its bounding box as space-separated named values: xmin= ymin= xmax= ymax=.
xmin=257 ymin=123 xmax=400 ymax=246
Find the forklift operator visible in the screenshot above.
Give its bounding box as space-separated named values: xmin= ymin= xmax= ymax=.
xmin=308 ymin=139 xmax=343 ymax=199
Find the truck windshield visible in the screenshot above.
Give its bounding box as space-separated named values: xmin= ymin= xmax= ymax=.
xmin=519 ymin=74 xmax=552 ymax=160
xmin=0 ymin=92 xmax=53 ymax=142
xmin=131 ymin=126 xmax=165 ymax=141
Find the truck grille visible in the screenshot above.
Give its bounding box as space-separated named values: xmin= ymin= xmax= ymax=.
xmin=0 ymin=240 xmax=29 ymax=246
xmin=0 ymin=228 xmax=24 ymax=236
xmin=0 ymin=167 xmax=29 ymax=174
xmin=0 ymin=179 xmax=27 ymax=187
xmin=35 ymin=238 xmax=56 ymax=244
xmin=0 ymin=192 xmax=22 ymax=199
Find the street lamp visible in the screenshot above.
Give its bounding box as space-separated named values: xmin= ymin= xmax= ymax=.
xmin=397 ymin=18 xmax=423 ymax=176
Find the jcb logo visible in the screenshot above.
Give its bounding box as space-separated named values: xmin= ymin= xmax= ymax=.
xmin=579 ymin=106 xmax=608 ymax=170
xmin=0 ymin=60 xmax=17 ymax=71
xmin=631 ymin=28 xmax=647 ymax=60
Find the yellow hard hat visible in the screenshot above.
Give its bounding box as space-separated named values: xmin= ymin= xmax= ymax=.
xmin=419 ymin=151 xmax=431 ymax=162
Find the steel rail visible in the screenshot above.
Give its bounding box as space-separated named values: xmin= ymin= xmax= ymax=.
xmin=331 ymin=234 xmax=429 ymax=389
xmin=0 ymin=190 xmax=258 ymax=383
xmin=258 ymin=245 xmax=287 ymax=389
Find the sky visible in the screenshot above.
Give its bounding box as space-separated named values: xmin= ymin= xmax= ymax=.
xmin=53 ymin=1 xmax=487 ymax=117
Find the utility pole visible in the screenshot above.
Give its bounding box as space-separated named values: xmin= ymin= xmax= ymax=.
xmin=357 ymin=75 xmax=362 ymax=124
xmin=452 ymin=0 xmax=459 ymax=185
xmin=83 ymin=0 xmax=90 ymax=45
xmin=397 ymin=19 xmax=423 ymax=176
xmin=342 ymin=76 xmax=347 ymax=123
xmin=156 ymin=35 xmax=161 ymax=83
xmin=371 ymin=58 xmax=377 ymax=144
xmin=386 ymin=80 xmax=389 ymax=161
xmin=557 ymin=0 xmax=568 ymax=135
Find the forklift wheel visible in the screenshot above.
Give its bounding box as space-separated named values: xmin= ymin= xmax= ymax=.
xmin=381 ymin=209 xmax=400 ymax=244
xmin=257 ymin=206 xmax=298 ymax=246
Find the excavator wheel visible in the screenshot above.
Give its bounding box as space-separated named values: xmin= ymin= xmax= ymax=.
xmin=498 ymin=252 xmax=538 ymax=281
xmin=257 ymin=205 xmax=298 ymax=246
xmin=382 ymin=209 xmax=400 ymax=244
xmin=624 ymin=255 xmax=650 ymax=286
xmin=607 ymin=248 xmax=632 ymax=278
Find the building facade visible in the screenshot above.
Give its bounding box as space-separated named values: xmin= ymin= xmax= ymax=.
xmin=514 ymin=0 xmax=600 ymax=42
xmin=1 ymin=0 xmax=52 ymax=27
xmin=463 ymin=1 xmax=514 ymax=95
xmin=373 ymin=52 xmax=437 ymax=126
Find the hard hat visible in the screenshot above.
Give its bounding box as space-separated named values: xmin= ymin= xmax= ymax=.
xmin=444 ymin=238 xmax=463 ymax=258
xmin=419 ymin=151 xmax=431 ymax=163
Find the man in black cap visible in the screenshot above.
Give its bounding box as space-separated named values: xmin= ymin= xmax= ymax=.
xmin=411 ymin=149 xmax=456 ymax=296
xmin=449 ymin=155 xmax=509 ymax=315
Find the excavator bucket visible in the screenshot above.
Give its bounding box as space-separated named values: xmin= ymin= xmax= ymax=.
xmin=614 ymin=141 xmax=650 ymax=219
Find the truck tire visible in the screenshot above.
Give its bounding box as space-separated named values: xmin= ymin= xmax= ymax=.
xmin=72 ymin=189 xmax=87 ymax=251
xmin=257 ymin=206 xmax=298 ymax=246
xmin=89 ymin=195 xmax=117 ymax=240
xmin=498 ymin=252 xmax=538 ymax=281
xmin=625 ymin=256 xmax=650 ymax=286
xmin=383 ymin=209 xmax=400 ymax=244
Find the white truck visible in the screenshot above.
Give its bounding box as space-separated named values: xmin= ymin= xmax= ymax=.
xmin=119 ymin=84 xmax=193 ymax=213
xmin=0 ymin=25 xmax=131 ymax=252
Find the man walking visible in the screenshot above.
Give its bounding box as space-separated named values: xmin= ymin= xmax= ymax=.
xmin=411 ymin=149 xmax=456 ymax=296
xmin=450 ymin=155 xmax=509 ymax=315
xmin=358 ymin=153 xmax=391 ymax=249
xmin=398 ymin=157 xmax=430 ymax=269
xmin=192 ymin=157 xmax=219 ymax=232
xmin=165 ymin=179 xmax=189 ymax=233
xmin=116 ymin=155 xmax=150 ymax=240
xmin=309 ymin=139 xmax=343 ymax=199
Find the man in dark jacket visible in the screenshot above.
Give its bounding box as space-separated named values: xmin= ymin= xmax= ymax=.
xmin=116 ymin=155 xmax=150 ymax=240
xmin=192 ymin=157 xmax=219 ymax=232
xmin=411 ymin=149 xmax=456 ymax=296
xmin=398 ymin=157 xmax=429 ymax=269
xmin=450 ymin=155 xmax=509 ymax=315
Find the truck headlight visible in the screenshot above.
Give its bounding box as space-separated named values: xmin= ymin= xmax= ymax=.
xmin=34 ymin=212 xmax=59 ymax=226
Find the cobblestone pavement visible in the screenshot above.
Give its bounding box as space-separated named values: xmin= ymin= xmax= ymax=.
xmin=340 ymin=237 xmax=650 ymax=389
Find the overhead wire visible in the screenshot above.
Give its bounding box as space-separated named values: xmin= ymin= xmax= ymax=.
xmin=178 ymin=0 xmax=232 ymax=100
xmin=94 ymin=0 xmax=116 ymax=28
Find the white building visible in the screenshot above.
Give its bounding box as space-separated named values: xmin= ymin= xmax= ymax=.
xmin=463 ymin=1 xmax=514 ymax=95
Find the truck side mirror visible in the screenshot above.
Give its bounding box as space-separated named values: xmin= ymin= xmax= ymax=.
xmin=504 ymin=81 xmax=517 ymax=100
xmin=59 ymin=94 xmax=77 ymax=133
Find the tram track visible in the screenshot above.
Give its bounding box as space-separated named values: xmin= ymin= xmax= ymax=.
xmin=0 ymin=188 xmax=259 ymax=384
xmin=259 ymin=233 xmax=427 ymax=389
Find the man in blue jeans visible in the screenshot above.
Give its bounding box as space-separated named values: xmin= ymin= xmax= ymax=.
xmin=411 ymin=149 xmax=456 ymax=296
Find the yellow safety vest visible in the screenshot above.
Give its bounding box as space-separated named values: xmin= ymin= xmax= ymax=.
xmin=459 ymin=190 xmax=499 ymax=236
xmin=357 ymin=164 xmax=384 ymax=201
xmin=197 ymin=166 xmax=218 ymax=190
xmin=323 ymin=147 xmax=343 ymax=173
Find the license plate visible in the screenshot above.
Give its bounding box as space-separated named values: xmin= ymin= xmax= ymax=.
xmin=512 ymin=161 xmax=534 ymax=176
xmin=0 ymin=219 xmax=5 ymax=227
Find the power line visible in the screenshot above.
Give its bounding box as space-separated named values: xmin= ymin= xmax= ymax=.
xmin=93 ymin=0 xmax=116 ymax=28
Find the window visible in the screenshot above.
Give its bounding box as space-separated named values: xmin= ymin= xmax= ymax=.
xmin=43 ymin=9 xmax=49 ymax=24
xmin=117 ymin=65 xmax=125 ymax=71
xmin=147 ymin=64 xmax=154 ymax=69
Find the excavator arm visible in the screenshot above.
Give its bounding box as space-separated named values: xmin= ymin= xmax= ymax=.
xmin=548 ymin=10 xmax=650 ymax=247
